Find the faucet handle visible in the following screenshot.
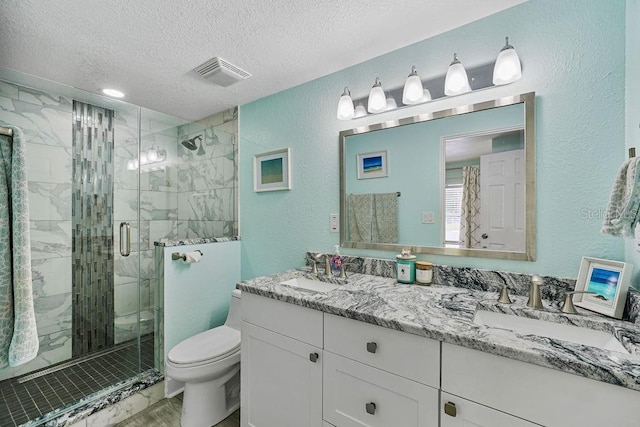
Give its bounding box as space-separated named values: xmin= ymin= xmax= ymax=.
xmin=497 ymin=284 xmax=512 ymax=304
xmin=339 ymin=262 xmax=352 ymax=280
xmin=561 ymin=291 xmax=596 ymax=314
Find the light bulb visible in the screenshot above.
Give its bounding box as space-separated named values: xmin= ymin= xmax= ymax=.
xmin=493 ymin=37 xmax=522 ymax=85
xmin=402 ymin=66 xmax=425 ymax=105
xmin=367 ymin=77 xmax=387 ymax=114
xmin=337 ymin=87 xmax=355 ymax=120
xmin=444 ymin=53 xmax=471 ymax=96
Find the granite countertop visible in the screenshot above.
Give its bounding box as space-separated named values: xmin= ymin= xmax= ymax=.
xmin=237 ymin=269 xmax=640 ymax=392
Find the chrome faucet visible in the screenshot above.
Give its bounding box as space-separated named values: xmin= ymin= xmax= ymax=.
xmin=526 ymin=274 xmax=544 ymax=310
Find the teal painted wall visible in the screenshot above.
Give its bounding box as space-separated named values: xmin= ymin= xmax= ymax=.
xmin=239 ymin=0 xmax=626 ymax=281
xmin=625 ymin=0 xmax=640 ymax=288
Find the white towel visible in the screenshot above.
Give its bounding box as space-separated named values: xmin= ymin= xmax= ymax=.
xmin=602 ymin=157 xmax=640 ymax=237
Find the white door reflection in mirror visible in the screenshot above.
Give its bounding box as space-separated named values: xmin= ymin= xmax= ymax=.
xmin=443 ymin=128 xmax=525 ymax=252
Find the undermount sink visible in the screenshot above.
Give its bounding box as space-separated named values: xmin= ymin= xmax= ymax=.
xmin=473 ymin=309 xmax=629 ymax=354
xmin=280 ymin=277 xmax=340 ymax=293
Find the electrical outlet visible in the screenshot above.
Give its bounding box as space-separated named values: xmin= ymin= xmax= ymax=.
xmin=329 ymin=213 xmax=339 ymax=232
xmin=422 ymin=211 xmax=435 ymax=224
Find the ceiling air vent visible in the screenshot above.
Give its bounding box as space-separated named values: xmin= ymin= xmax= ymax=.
xmin=193 ymin=57 xmax=252 ymax=87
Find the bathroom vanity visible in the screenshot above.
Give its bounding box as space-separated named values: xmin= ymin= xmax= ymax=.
xmin=238 ymin=269 xmax=640 ymax=427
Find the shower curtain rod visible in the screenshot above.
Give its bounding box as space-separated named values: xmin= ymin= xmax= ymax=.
xmin=0 ymin=126 xmax=12 ymax=137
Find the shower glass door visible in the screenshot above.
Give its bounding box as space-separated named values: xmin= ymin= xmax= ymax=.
xmin=0 ymin=75 xmax=145 ymax=427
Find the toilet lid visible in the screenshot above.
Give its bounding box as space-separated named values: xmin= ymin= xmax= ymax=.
xmin=168 ymin=326 xmax=241 ymax=365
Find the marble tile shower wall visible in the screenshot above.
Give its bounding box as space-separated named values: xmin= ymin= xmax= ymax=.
xmin=176 ymin=108 xmax=238 ymax=239
xmin=0 ymin=80 xmax=74 ymax=381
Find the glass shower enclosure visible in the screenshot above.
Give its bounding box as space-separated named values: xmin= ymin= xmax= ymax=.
xmin=0 ymin=72 xmax=186 ymax=426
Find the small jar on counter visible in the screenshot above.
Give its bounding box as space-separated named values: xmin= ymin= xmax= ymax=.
xmin=415 ymin=261 xmax=433 ymax=285
xmin=396 ymin=249 xmax=416 ymax=284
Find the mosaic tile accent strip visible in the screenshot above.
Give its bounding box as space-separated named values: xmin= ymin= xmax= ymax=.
xmin=71 ymin=101 xmax=115 ymax=357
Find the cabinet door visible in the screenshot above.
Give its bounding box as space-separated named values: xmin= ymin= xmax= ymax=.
xmin=241 ymin=321 xmax=322 ymax=427
xmin=441 ymin=392 xmax=541 ymax=427
xmin=323 ymin=351 xmax=439 ymax=427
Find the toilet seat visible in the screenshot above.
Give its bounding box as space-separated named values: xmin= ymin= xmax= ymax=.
xmin=168 ymin=326 xmax=240 ymax=367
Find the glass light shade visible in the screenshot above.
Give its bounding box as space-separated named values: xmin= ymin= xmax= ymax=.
xmin=158 ymin=149 xmax=167 ymax=161
xmin=493 ymin=38 xmax=522 ymax=85
xmin=367 ymin=77 xmax=387 ymax=114
xmin=147 ymin=147 xmax=159 ymax=162
xmin=139 ymin=152 xmax=148 ymax=165
xmin=402 ymin=66 xmax=424 ymax=105
xmin=354 ymin=104 xmax=367 ymax=118
xmin=444 ymin=54 xmax=471 ymax=96
xmin=133 ymin=159 xmax=139 ymax=169
xmin=422 ymin=88 xmax=432 ymax=102
xmin=336 ymin=87 xmax=355 ymax=120
xmin=386 ymin=94 xmax=397 ymax=111
xmin=126 ymin=159 xmax=136 ymax=170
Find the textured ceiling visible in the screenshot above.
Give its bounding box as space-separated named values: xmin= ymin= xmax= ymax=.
xmin=0 ymin=0 xmax=526 ymax=121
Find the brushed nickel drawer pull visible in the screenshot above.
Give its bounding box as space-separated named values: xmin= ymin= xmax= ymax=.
xmin=366 ymin=342 xmax=378 ymax=353
xmin=365 ymin=402 xmax=376 ymax=415
xmin=444 ymin=401 xmax=457 ymax=417
xmin=309 ymin=352 xmax=319 ymax=363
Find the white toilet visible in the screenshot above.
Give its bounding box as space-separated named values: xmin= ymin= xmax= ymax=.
xmin=166 ymin=289 xmax=242 ymax=427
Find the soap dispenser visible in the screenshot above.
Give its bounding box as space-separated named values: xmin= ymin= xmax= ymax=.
xmin=330 ymin=245 xmax=343 ymax=272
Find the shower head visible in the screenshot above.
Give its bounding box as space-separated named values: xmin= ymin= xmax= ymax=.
xmin=181 ymin=135 xmax=202 ymax=151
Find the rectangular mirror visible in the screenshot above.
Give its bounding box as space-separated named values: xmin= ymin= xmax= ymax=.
xmin=339 ymin=92 xmax=535 ymax=261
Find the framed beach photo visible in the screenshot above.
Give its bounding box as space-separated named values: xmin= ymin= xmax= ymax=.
xmin=573 ymin=256 xmax=631 ymax=319
xmin=357 ymin=150 xmax=388 ymax=179
xmin=253 ymin=148 xmax=291 ymax=192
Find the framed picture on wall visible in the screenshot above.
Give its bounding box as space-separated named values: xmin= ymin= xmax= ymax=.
xmin=573 ymin=256 xmax=632 ymax=319
xmin=357 ymin=150 xmax=388 ymax=179
xmin=253 ymin=148 xmax=291 ymax=192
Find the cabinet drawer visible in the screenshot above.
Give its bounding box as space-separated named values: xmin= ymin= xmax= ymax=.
xmin=323 ymin=351 xmax=439 ymax=427
xmin=324 ymin=314 xmax=440 ymax=387
xmin=440 ymin=392 xmax=540 ymax=427
xmin=242 ymin=292 xmax=323 ymax=347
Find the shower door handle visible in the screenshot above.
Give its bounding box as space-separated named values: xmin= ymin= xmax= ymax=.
xmin=120 ymin=222 xmax=131 ymax=257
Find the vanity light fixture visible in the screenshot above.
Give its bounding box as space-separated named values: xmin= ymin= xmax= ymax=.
xmin=367 ymin=77 xmax=387 ymax=114
xmin=338 ymin=37 xmax=522 ymax=120
xmin=444 ymin=53 xmax=471 ymax=96
xmin=402 ymin=66 xmax=425 ymax=105
xmin=126 ymin=145 xmax=167 ymax=170
xmin=102 ymin=88 xmax=125 ymax=98
xmin=336 ymin=87 xmax=355 ymax=120
xmin=493 ymin=37 xmax=522 ymax=85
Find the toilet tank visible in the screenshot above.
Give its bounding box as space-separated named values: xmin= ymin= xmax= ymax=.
xmin=225 ymin=289 xmax=242 ymax=331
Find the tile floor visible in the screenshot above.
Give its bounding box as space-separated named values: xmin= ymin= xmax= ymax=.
xmin=0 ymin=334 xmax=154 ymax=427
xmin=115 ymin=394 xmax=240 ymax=427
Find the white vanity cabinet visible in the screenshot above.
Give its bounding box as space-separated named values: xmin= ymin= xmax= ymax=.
xmin=241 ymin=293 xmax=324 ymax=427
xmin=323 ymin=314 xmax=440 ymax=427
xmin=442 ymin=343 xmax=640 ymax=427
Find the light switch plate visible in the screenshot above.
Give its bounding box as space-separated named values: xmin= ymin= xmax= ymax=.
xmin=330 ymin=213 xmax=339 ymax=232
xmin=422 ymin=211 xmax=435 ymax=224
